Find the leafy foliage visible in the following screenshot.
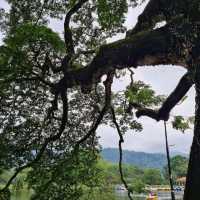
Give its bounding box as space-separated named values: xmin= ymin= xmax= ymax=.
xmin=97 ymin=159 xmax=164 ymax=194
xmin=5 ymin=23 xmax=65 ymax=51
xmin=0 ymin=23 xmax=64 ymax=87
xmin=163 ymin=155 xmax=188 ymax=179
xmin=143 ymin=168 xmax=163 ymax=185
xmin=172 ymin=116 xmax=193 ymax=133
xmin=97 ymin=0 xmax=127 ymax=30
xmin=130 ymin=179 xmax=145 ymax=194
xmin=125 ymin=81 xmax=165 ymax=107
xmin=28 ymin=150 xmax=101 ymax=200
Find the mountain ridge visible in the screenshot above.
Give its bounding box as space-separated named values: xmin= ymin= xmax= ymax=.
xmin=101 ymin=148 xmax=188 ymax=169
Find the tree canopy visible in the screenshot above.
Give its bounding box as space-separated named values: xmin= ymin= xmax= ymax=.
xmin=164 ymin=155 xmax=188 ymax=180
xmin=0 ymin=0 xmax=200 ymax=199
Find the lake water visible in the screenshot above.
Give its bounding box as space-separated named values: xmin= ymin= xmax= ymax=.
xmin=10 ymin=188 xmax=184 ymax=200
xmin=115 ymin=190 xmax=184 ymax=200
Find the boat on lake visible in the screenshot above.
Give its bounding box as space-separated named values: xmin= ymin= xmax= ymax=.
xmin=146 ymin=192 xmax=158 ymax=200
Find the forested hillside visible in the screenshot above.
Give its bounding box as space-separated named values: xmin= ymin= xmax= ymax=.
xmin=101 ymin=148 xmax=167 ymax=169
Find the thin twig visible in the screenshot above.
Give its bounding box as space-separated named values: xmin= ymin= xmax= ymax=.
xmin=128 ymin=68 xmax=134 ymax=86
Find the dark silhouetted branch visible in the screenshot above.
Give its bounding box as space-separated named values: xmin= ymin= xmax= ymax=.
xmin=64 ymin=0 xmax=88 ymax=56
xmin=56 ymin=22 xmax=189 ymax=94
xmin=164 ymin=121 xmax=176 ymax=200
xmin=158 ymin=72 xmax=194 ymax=120
xmin=134 ymin=72 xmax=194 ymax=121
xmin=75 ymin=71 xmax=114 ymax=147
xmin=136 ymin=107 xmax=160 ymax=120
xmin=111 ymin=107 xmax=133 ymax=200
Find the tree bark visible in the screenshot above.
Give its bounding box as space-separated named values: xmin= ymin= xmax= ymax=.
xmin=184 ymin=65 xmax=200 ymax=200
xmin=55 ymin=24 xmax=187 ymax=93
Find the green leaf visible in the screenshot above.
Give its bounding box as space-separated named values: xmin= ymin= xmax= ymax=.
xmin=125 ymin=81 xmax=165 ymax=107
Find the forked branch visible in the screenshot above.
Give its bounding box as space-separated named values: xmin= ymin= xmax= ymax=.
xmin=135 ymin=72 xmax=194 ymax=121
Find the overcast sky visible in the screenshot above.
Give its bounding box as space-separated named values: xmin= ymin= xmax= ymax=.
xmin=0 ymin=0 xmax=194 ymax=154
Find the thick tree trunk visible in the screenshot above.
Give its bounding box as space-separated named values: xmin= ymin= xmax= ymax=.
xmin=184 ymin=66 xmax=200 ymax=200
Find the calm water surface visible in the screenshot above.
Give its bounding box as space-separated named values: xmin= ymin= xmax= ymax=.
xmin=115 ymin=190 xmax=184 ymax=200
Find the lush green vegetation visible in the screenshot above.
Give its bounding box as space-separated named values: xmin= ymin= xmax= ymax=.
xmin=0 ymin=154 xmax=188 ymax=199
xmin=101 ymin=148 xmax=167 ymax=169
xmin=164 ymin=155 xmax=188 ymax=180
xmin=0 ymin=160 xmax=161 ymax=199
xmin=98 ymin=160 xmax=164 ymax=192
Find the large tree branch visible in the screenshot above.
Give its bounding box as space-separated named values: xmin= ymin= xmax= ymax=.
xmin=157 ymin=71 xmax=194 ymax=120
xmin=135 ymin=72 xmax=194 ymax=121
xmin=127 ymin=0 xmax=165 ymax=36
xmin=64 ymin=0 xmax=88 ymax=56
xmin=56 ymin=24 xmax=187 ymax=93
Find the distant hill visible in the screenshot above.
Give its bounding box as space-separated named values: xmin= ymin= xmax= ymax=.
xmin=101 ymin=148 xmax=168 ymax=169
